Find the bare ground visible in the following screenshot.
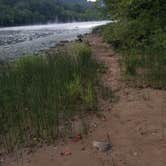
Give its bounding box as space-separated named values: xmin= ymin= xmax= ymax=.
xmin=3 ymin=35 xmax=166 ymax=166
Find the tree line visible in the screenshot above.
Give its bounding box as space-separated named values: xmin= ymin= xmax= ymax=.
xmin=0 ymin=0 xmax=106 ymax=27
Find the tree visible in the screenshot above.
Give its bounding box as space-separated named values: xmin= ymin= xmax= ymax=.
xmin=0 ymin=0 xmax=106 ymax=27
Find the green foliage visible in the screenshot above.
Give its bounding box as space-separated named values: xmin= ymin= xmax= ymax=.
xmin=0 ymin=0 xmax=106 ymax=27
xmin=0 ymin=43 xmax=98 ymax=152
xmin=81 ymin=82 xmax=94 ymax=107
xmin=102 ymin=0 xmax=166 ymax=88
xmin=66 ymin=75 xmax=82 ymax=99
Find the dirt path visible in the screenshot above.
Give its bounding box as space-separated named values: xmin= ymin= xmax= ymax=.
xmin=4 ymin=35 xmax=166 ymax=166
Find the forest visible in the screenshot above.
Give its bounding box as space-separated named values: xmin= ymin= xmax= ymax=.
xmin=0 ymin=0 xmax=106 ymax=27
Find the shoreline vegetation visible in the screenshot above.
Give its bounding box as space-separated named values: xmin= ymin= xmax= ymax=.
xmin=93 ymin=24 xmax=166 ymax=89
xmin=95 ymin=0 xmax=166 ymax=89
xmin=0 ymin=41 xmax=102 ymax=153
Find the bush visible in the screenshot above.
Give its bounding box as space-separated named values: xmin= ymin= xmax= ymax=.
xmin=100 ymin=0 xmax=166 ymax=88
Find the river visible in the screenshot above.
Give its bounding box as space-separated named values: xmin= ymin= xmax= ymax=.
xmin=0 ymin=21 xmax=110 ymax=60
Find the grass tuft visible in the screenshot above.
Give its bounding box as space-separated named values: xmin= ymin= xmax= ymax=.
xmin=0 ymin=43 xmax=98 ymax=152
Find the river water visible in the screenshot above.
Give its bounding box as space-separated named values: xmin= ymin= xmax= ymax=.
xmin=0 ymin=21 xmax=110 ymax=60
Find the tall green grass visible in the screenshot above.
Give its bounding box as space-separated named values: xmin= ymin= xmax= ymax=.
xmin=0 ymin=43 xmax=98 ymax=152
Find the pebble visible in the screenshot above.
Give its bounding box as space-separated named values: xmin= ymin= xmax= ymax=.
xmin=133 ymin=152 xmax=138 ymax=156
xmin=92 ymin=141 xmax=112 ymax=152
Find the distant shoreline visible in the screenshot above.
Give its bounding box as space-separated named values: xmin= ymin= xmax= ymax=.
xmin=0 ymin=21 xmax=110 ymax=61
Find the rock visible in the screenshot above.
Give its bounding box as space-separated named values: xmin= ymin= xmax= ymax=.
xmin=0 ymin=158 xmax=4 ymax=166
xmin=92 ymin=141 xmax=112 ymax=152
xmin=72 ymin=134 xmax=82 ymax=142
xmin=77 ymin=34 xmax=83 ymax=42
xmin=91 ymin=122 xmax=97 ymax=128
xmin=60 ymin=40 xmax=69 ymax=44
xmin=133 ymin=152 xmax=138 ymax=156
xmin=81 ymin=147 xmax=86 ymax=151
xmin=77 ymin=34 xmax=83 ymax=39
xmin=60 ymin=148 xmax=72 ymax=156
xmin=56 ymin=43 xmax=65 ymax=47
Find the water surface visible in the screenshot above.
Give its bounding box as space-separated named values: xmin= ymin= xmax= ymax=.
xmin=0 ymin=21 xmax=110 ymax=60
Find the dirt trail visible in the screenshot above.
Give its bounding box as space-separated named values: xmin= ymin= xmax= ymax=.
xmin=4 ymin=35 xmax=166 ymax=166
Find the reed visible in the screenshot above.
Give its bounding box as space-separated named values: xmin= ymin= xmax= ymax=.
xmin=0 ymin=43 xmax=98 ymax=152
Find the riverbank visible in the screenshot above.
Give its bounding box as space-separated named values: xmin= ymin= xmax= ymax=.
xmin=2 ymin=34 xmax=166 ymax=166
xmin=0 ymin=21 xmax=110 ymax=61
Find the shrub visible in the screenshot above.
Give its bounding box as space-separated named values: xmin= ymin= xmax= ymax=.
xmin=100 ymin=0 xmax=166 ymax=88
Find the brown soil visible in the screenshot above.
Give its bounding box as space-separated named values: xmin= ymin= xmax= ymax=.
xmin=3 ymin=35 xmax=166 ymax=166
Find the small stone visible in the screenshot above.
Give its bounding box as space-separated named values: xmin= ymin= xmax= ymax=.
xmin=133 ymin=152 xmax=138 ymax=156
xmin=0 ymin=158 xmax=4 ymax=164
xmin=92 ymin=141 xmax=112 ymax=152
xmin=60 ymin=148 xmax=72 ymax=156
xmin=92 ymin=123 xmax=97 ymax=128
xmin=81 ymin=147 xmax=86 ymax=151
xmin=101 ymin=116 xmax=106 ymax=121
xmin=72 ymin=134 xmax=82 ymax=142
